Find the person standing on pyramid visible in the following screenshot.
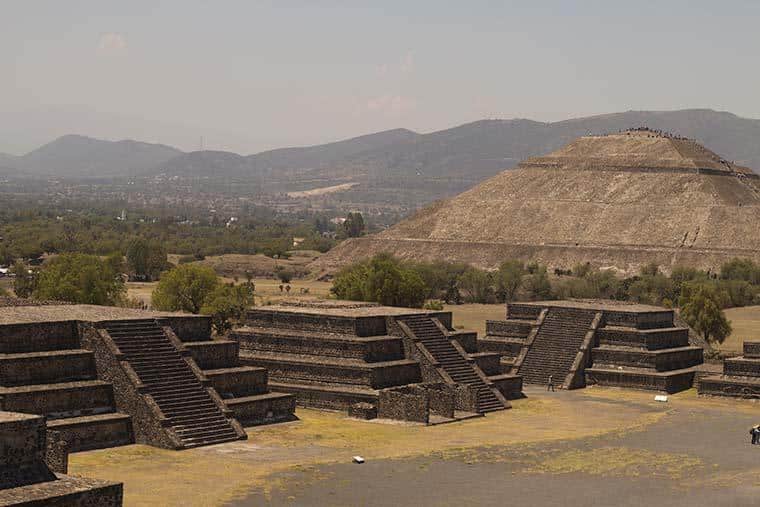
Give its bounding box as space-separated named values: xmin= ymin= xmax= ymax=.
xmin=547 ymin=374 xmax=555 ymax=392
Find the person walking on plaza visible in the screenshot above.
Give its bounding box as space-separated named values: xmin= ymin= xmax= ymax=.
xmin=547 ymin=374 xmax=555 ymax=392
xmin=751 ymin=425 xmax=759 ymax=445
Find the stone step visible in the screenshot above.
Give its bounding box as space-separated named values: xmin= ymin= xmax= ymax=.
xmin=233 ymin=327 xmax=405 ymax=362
xmin=184 ymin=340 xmax=239 ymax=370
xmin=269 ymin=380 xmax=379 ymax=411
xmin=0 ymin=349 xmax=96 ymax=386
xmin=46 ymin=412 xmax=134 ymax=452
xmin=225 ymin=392 xmax=296 ymax=426
xmin=204 ymin=366 xmax=269 ymax=398
xmin=240 ymin=351 xmax=421 ymax=389
xmin=586 ymin=366 xmax=696 ymax=394
xmin=0 ymin=380 xmax=116 ymax=418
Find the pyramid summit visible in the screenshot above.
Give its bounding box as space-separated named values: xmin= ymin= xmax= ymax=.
xmin=314 ymin=129 xmax=760 ymax=276
xmin=523 ymin=128 xmax=756 ymax=176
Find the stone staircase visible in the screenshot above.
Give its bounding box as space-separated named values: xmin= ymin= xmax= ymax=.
xmin=399 ymin=315 xmax=505 ymax=413
xmin=102 ymin=320 xmax=241 ymax=449
xmin=518 ymin=307 xmax=596 ymax=386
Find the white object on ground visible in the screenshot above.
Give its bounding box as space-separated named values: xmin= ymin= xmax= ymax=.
xmin=654 ymin=395 xmax=668 ymax=402
xmin=352 ymin=456 xmax=365 ymax=464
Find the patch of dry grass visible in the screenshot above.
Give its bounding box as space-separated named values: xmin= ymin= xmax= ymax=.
xmin=721 ymin=306 xmax=760 ymax=354
xmin=532 ymin=447 xmax=703 ymax=479
xmin=69 ymin=395 xmax=666 ymax=506
xmin=444 ymin=303 xmax=504 ymax=336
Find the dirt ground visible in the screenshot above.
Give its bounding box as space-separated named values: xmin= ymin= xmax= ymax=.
xmin=126 ymin=278 xmax=333 ymax=308
xmin=68 ymin=387 xmax=760 ymax=506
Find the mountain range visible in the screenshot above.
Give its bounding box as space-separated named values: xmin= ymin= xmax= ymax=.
xmin=4 ymin=109 xmax=760 ymax=202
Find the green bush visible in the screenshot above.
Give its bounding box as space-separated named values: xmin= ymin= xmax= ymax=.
xmin=152 ymin=264 xmax=219 ymax=314
xmin=680 ymin=286 xmax=732 ymax=344
xmin=201 ymin=283 xmax=254 ymax=334
xmin=33 ymin=253 xmax=125 ymax=305
xmin=332 ymin=253 xmax=428 ymax=308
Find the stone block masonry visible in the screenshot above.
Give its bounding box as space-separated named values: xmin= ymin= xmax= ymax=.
xmin=0 ymin=411 xmax=123 ymax=506
xmin=699 ymin=340 xmax=760 ymax=398
xmin=234 ymin=301 xmax=522 ymax=417
xmin=482 ymin=300 xmax=703 ymax=393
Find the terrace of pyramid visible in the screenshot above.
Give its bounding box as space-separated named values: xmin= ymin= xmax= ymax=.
xmin=313 ymin=129 xmax=760 ymax=275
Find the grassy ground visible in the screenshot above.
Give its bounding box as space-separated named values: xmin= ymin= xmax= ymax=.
xmin=68 ymin=387 xmax=760 ymax=506
xmin=69 ymin=388 xmax=667 ymax=506
xmin=721 ymin=306 xmax=760 ymax=353
xmin=126 ymin=278 xmax=333 ymax=308
xmin=444 ymin=303 xmax=504 ymax=336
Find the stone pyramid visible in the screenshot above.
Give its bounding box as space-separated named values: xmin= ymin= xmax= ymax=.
xmin=314 ymin=129 xmax=760 ymax=275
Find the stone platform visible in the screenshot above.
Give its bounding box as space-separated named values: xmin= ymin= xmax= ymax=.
xmin=481 ymin=300 xmax=703 ymax=393
xmin=699 ymin=340 xmax=760 ymax=398
xmin=231 ymin=301 xmax=522 ymax=421
xmin=0 ymin=411 xmax=122 ymax=506
xmin=0 ymin=302 xmax=293 ymax=453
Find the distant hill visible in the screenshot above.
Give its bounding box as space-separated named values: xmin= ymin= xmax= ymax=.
xmin=12 ymin=134 xmax=182 ymax=178
xmin=153 ymin=128 xmax=420 ymax=178
xmin=6 ymin=110 xmax=760 ymax=205
xmin=150 ymin=109 xmax=760 ymax=206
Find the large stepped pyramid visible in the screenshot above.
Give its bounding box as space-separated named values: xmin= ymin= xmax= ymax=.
xmin=482 ymin=300 xmax=703 ymax=393
xmin=313 ymin=129 xmax=760 ymax=276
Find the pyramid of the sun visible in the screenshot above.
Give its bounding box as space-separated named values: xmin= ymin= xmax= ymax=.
xmin=313 ymin=129 xmax=760 ymax=275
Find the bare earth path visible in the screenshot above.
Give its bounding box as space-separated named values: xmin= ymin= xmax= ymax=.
xmin=68 ymin=386 xmax=760 ymax=506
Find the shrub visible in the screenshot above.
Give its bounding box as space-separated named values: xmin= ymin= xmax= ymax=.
xmin=680 ymin=286 xmax=732 ymax=344
xmin=201 ymin=283 xmax=254 ymax=334
xmin=332 ymin=253 xmax=428 ymax=308
xmin=423 ymin=299 xmax=444 ymax=311
xmin=152 ymin=264 xmax=219 ymax=314
xmin=33 ymin=253 xmax=125 ymax=305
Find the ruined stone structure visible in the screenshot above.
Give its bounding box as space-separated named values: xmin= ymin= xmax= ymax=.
xmin=231 ymin=301 xmax=522 ymax=423
xmin=0 ymin=410 xmax=122 ymax=506
xmin=481 ymin=300 xmax=703 ymax=393
xmin=698 ymin=341 xmax=760 ymax=398
xmin=313 ymin=129 xmax=760 ymax=276
xmin=0 ymin=303 xmax=294 ymax=454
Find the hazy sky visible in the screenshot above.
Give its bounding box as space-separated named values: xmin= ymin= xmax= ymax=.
xmin=3 ymin=0 xmax=760 ymax=154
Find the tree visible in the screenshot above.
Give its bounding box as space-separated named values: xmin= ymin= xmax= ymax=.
xmin=720 ymin=258 xmax=760 ymax=284
xmin=523 ymin=264 xmax=552 ymax=300
xmin=11 ymin=261 xmax=35 ymax=298
xmin=126 ymin=237 xmax=167 ymax=281
xmin=457 ymin=267 xmax=493 ymax=303
xmin=152 ymin=264 xmax=219 ymax=314
xmin=331 ymin=253 xmax=428 ymax=308
xmin=33 ymin=253 xmax=125 ymax=305
xmin=495 ymin=260 xmax=524 ymax=302
xmin=680 ymin=287 xmax=732 ymax=344
xmin=343 ymin=212 xmax=365 ymax=238
xmin=201 ymin=283 xmax=255 ymax=334
xmin=275 ymin=267 xmax=293 ymax=284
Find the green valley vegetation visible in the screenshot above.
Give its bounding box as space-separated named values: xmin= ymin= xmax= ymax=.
xmin=0 ymin=200 xmax=337 ymax=265
xmin=152 ymin=264 xmax=254 ymax=333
